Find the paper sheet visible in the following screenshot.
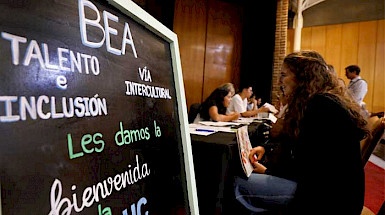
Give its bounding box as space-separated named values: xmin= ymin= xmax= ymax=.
xmin=233 ymin=117 xmax=254 ymax=123
xmin=236 ymin=126 xmax=254 ymax=177
xmin=262 ymin=103 xmax=278 ymax=114
xmin=198 ymin=121 xmax=241 ymax=127
xmin=256 ymin=113 xmax=277 ymax=123
xmin=189 ymin=123 xmax=235 ymax=134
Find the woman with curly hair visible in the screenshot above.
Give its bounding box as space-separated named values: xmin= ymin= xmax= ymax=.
xmin=234 ymin=51 xmax=368 ymax=214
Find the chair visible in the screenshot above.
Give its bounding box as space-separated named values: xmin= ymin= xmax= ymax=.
xmin=360 ymin=116 xmax=385 ymax=166
xmin=370 ymin=111 xmax=384 ymax=118
xmin=188 ymin=103 xmax=201 ymax=124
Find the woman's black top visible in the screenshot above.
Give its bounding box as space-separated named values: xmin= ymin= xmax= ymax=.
xmin=266 ymin=93 xmax=365 ymax=214
xmin=200 ymin=98 xmax=226 ymax=121
xmin=199 ymin=88 xmax=228 ymax=121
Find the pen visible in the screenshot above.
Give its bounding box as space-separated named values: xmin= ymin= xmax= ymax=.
xmin=196 ymin=129 xmax=215 ymax=132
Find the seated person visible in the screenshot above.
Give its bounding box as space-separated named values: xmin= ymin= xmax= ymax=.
xmin=327 ymin=64 xmax=345 ymax=87
xmin=256 ymin=97 xmax=262 ymax=108
xmin=247 ymin=94 xmax=262 ymax=111
xmin=227 ymin=84 xmax=269 ymax=117
xmin=217 ymin=82 xmax=235 ymax=97
xmin=194 ymin=88 xmax=240 ymax=122
xmin=235 ymin=50 xmax=368 ymax=214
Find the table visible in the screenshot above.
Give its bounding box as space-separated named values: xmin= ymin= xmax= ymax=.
xmin=190 ymin=122 xmax=270 ymax=215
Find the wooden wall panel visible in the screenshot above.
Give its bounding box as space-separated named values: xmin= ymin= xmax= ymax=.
xmin=202 ymin=0 xmax=243 ymax=100
xmin=288 ymin=20 xmax=385 ymax=112
xmin=174 ymin=0 xmax=243 ymax=110
xmin=173 ymin=0 xmax=207 ymax=110
xmin=301 ymin=27 xmax=312 ymax=50
xmin=310 ymin=26 xmax=326 ymax=57
xmin=340 ymin=22 xmax=359 ymax=84
xmin=325 ymin=24 xmax=342 ymax=77
xmin=373 ymin=20 xmax=385 ymax=113
xmin=358 ymin=21 xmax=378 ymax=111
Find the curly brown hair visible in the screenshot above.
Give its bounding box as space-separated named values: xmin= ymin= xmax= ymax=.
xmin=281 ymin=51 xmax=368 ymax=140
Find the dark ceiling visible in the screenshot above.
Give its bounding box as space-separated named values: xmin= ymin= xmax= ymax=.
xmin=289 ymin=0 xmax=384 ymax=28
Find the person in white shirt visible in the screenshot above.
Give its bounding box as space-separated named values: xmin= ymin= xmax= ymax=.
xmin=227 ymin=84 xmax=269 ymax=117
xmin=345 ymin=65 xmax=367 ymax=105
xmin=345 ymin=65 xmax=369 ymax=118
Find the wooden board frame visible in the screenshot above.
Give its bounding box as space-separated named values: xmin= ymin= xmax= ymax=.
xmin=107 ymin=1 xmax=199 ymax=214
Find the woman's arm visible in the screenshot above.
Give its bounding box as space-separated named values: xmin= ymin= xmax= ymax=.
xmin=208 ymin=106 xmax=240 ymax=122
xmin=241 ymin=106 xmax=270 ymax=117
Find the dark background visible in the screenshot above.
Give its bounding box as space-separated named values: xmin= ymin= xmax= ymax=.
xmin=239 ymin=1 xmax=278 ymax=102
xmin=131 ymin=0 xmax=278 ymax=104
xmin=0 ymin=0 xmax=189 ymax=214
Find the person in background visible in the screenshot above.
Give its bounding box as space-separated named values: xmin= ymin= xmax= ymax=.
xmin=256 ymin=97 xmax=262 ymax=108
xmin=234 ymin=51 xmax=368 ymax=214
xmin=195 ymin=88 xmax=240 ymax=122
xmin=227 ymin=84 xmax=269 ymax=117
xmin=218 ymin=82 xmax=235 ymax=97
xmin=327 ymin=64 xmax=345 ymax=86
xmin=345 ymin=65 xmax=367 ymax=105
xmin=345 ymin=65 xmax=369 ymax=118
xmin=247 ymin=94 xmax=256 ymax=111
xmin=247 ymin=94 xmax=262 ymax=111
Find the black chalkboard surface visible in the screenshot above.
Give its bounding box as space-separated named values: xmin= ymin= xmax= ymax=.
xmin=0 ymin=0 xmax=197 ymax=214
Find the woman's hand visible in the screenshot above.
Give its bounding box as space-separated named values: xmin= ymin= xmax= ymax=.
xmin=249 ymin=146 xmax=265 ymax=162
xmin=251 ymin=161 xmax=267 ymax=174
xmin=249 ymin=146 xmax=267 ymax=174
xmin=258 ymin=106 xmax=270 ymax=113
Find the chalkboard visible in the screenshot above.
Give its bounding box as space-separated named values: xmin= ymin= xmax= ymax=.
xmin=0 ymin=0 xmax=198 ymax=214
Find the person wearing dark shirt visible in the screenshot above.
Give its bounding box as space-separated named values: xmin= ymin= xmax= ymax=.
xmin=197 ymin=88 xmax=240 ymax=122
xmin=234 ymin=51 xmax=368 ymax=214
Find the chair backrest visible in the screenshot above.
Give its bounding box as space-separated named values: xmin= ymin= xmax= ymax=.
xmin=371 ymin=111 xmax=384 ymax=118
xmin=361 ymin=116 xmax=385 ymax=166
xmin=188 ymin=103 xmax=201 ymax=124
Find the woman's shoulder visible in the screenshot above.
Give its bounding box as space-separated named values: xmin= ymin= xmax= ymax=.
xmin=202 ymin=97 xmax=217 ymax=108
xmin=309 ymin=93 xmax=343 ymax=109
xmin=311 ymin=93 xmax=339 ymax=101
xmin=306 ymin=93 xmax=349 ymax=118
